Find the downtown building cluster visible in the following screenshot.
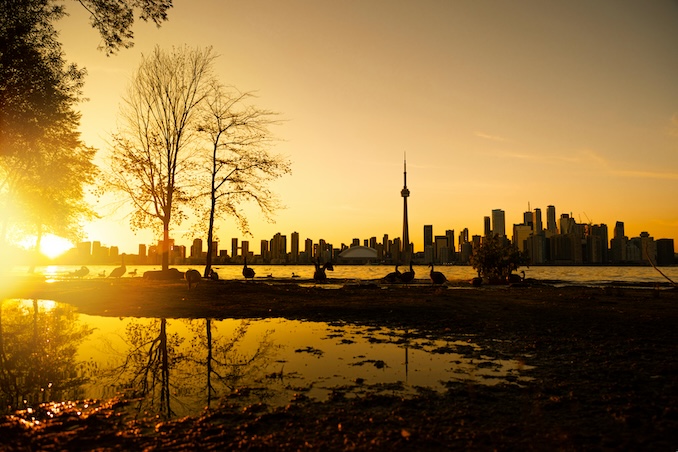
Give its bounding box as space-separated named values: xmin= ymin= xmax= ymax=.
xmin=470 ymin=206 xmax=675 ymax=266
xmin=61 ymin=203 xmax=674 ymax=266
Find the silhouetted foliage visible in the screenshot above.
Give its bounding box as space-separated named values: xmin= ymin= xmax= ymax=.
xmin=197 ymin=84 xmax=291 ymax=276
xmin=469 ymin=234 xmax=526 ymax=283
xmin=0 ymin=0 xmax=97 ymax=255
xmin=76 ymin=0 xmax=172 ymax=55
xmin=1 ymin=0 xmax=171 ymax=257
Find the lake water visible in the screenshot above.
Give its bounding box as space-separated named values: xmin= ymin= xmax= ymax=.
xmin=0 ymin=299 xmax=533 ymax=421
xmin=2 ymin=264 xmax=675 ymax=421
xmin=10 ymin=263 xmax=678 ymax=286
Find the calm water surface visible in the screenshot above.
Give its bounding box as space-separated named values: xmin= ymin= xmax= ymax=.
xmin=0 ymin=299 xmax=532 ymax=420
xmin=12 ymin=264 xmax=678 ymax=286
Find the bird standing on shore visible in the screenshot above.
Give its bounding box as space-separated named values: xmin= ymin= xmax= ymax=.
xmin=399 ymin=261 xmax=415 ymax=285
xmin=243 ymin=257 xmax=255 ymax=280
xmin=313 ymin=259 xmax=334 ymax=282
xmin=108 ymin=254 xmax=126 ymax=278
xmin=429 ymin=263 xmax=447 ymax=285
xmin=69 ymin=266 xmax=89 ymax=278
xmin=383 ymin=264 xmax=401 ymax=283
xmin=185 ymin=269 xmax=201 ymax=290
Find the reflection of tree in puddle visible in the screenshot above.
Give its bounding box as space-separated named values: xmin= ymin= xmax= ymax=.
xmin=184 ymin=319 xmax=275 ymax=409
xmin=0 ymin=299 xmax=93 ymax=416
xmin=97 ymin=318 xmax=275 ymax=419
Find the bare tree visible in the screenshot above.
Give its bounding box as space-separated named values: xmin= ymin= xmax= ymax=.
xmin=107 ymin=45 xmax=216 ymax=271
xmin=197 ymin=84 xmax=291 ymax=276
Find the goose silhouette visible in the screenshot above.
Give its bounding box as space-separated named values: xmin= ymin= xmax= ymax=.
xmin=383 ymin=264 xmax=401 ymax=283
xmin=108 ymin=254 xmax=126 ymax=278
xmin=242 ymin=257 xmax=255 ymax=280
xmin=429 ymin=263 xmax=447 ymax=285
xmin=399 ymin=261 xmax=415 ymax=285
xmin=185 ymin=269 xmax=201 ymax=290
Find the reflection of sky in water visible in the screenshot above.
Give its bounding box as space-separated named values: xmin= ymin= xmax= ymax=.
xmin=75 ymin=315 xmax=533 ymax=416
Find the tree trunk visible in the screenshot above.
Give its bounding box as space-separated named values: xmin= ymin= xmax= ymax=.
xmin=162 ymin=222 xmax=170 ymax=271
xmin=206 ymin=319 xmax=213 ymax=408
xmin=203 ymin=195 xmax=217 ymax=278
xmin=159 ymin=318 xmax=172 ymax=419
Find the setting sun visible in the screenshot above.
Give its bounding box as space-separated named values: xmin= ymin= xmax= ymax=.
xmin=39 ymin=234 xmax=74 ymax=259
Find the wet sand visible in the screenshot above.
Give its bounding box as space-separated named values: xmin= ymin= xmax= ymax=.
xmin=2 ymin=277 xmax=677 ymax=450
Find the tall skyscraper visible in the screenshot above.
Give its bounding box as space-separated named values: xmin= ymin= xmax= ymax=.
xmin=491 ymin=209 xmax=505 ymax=237
xmin=231 ymin=238 xmax=238 ymax=258
xmin=191 ymin=238 xmax=203 ymax=258
xmin=423 ymin=225 xmax=433 ymax=249
xmin=614 ymin=221 xmax=625 ymax=238
xmin=424 ymin=224 xmax=433 ymax=263
xmin=291 ymin=232 xmax=299 ymax=263
xmin=401 ymin=156 xmax=411 ymax=258
xmin=533 ymin=208 xmax=543 ymax=232
xmin=546 ymin=205 xmax=558 ymax=234
xmin=484 ymin=216 xmax=491 ymax=237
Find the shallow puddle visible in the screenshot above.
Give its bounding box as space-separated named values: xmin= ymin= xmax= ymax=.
xmin=1 ymin=299 xmax=534 ymax=420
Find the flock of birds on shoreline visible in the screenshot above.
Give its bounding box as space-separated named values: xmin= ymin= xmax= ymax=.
xmin=68 ymin=253 xmax=468 ymax=291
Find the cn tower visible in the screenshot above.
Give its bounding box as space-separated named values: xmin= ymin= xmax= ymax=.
xmin=401 ymin=155 xmax=410 ymax=259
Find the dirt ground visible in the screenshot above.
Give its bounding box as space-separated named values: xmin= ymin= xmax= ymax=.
xmin=2 ymin=276 xmax=677 ymax=450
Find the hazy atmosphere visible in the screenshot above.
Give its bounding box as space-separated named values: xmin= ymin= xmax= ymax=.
xmin=59 ymin=0 xmax=678 ymax=253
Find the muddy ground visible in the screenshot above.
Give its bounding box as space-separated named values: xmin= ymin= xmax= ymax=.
xmin=1 ymin=277 xmax=677 ymax=450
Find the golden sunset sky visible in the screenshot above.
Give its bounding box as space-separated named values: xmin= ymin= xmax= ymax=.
xmin=57 ymin=0 xmax=678 ymax=255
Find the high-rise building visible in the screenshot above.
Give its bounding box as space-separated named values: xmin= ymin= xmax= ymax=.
xmin=291 ymin=232 xmax=299 ymax=263
xmin=382 ymin=234 xmax=389 ymax=260
xmin=433 ymin=235 xmax=448 ymax=263
xmin=270 ymin=233 xmax=287 ymax=262
xmin=491 ymin=209 xmax=505 ymax=237
xmin=304 ymin=238 xmax=313 ymax=263
xmin=614 ymin=221 xmax=625 ymax=239
xmin=77 ymin=242 xmax=92 ymax=261
xmin=559 ymin=214 xmax=575 ymax=235
xmin=656 ymin=239 xmax=675 ymax=265
xmin=483 ymin=216 xmax=491 ymax=237
xmin=423 ymin=225 xmax=433 ymax=249
xmin=401 ymin=156 xmax=411 ymax=259
xmin=191 ymin=238 xmax=203 ymax=258
xmin=513 ymin=224 xmax=532 ymax=251
xmin=260 ymin=240 xmax=269 ymax=261
xmin=546 ymin=205 xmax=557 ymax=234
xmin=423 ymin=225 xmax=433 ymax=263
xmin=138 ymin=244 xmax=147 ymax=264
xmin=231 ymin=238 xmax=238 ymax=259
xmin=587 ymin=224 xmax=608 ymax=264
xmin=445 ymin=229 xmax=455 ymax=254
xmin=610 ymin=221 xmax=628 ymax=263
xmin=533 ymin=208 xmax=543 ymax=232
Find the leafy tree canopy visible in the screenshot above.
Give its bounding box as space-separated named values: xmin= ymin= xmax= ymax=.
xmin=469 ymin=234 xmax=527 ymax=283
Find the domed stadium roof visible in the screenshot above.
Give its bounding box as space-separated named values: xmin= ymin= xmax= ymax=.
xmin=338 ymin=246 xmax=378 ymax=259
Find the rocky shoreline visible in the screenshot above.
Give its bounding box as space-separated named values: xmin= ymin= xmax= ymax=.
xmin=1 ymin=278 xmax=677 ymax=450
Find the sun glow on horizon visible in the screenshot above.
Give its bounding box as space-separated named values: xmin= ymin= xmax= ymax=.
xmin=38 ymin=235 xmax=74 ymax=259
